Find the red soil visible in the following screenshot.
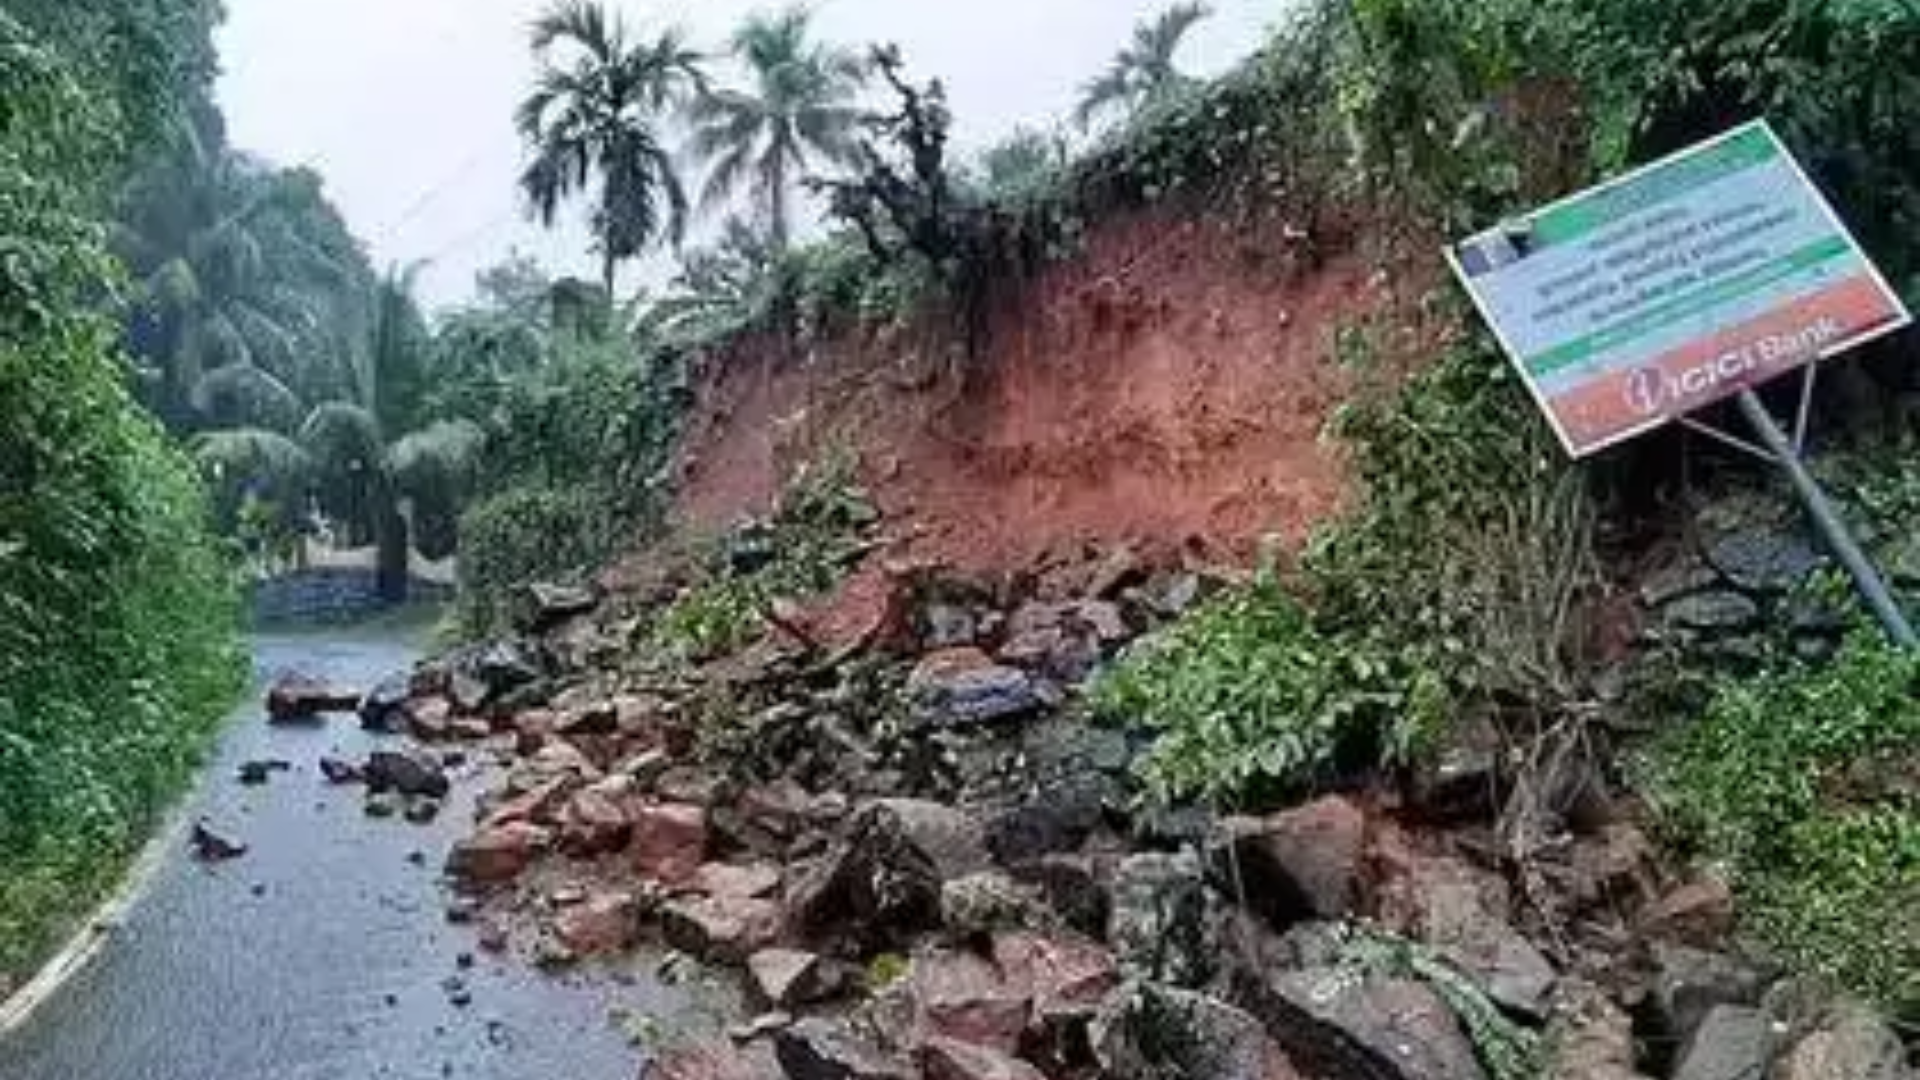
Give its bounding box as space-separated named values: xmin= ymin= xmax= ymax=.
xmin=673 ymin=207 xmax=1407 ymax=575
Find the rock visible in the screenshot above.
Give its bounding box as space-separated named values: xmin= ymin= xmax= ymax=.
xmin=520 ymin=581 xmax=598 ymax=633
xmin=483 ymin=776 xmax=576 ymax=830
xmin=359 ymin=673 xmax=413 ymax=731
xmin=1641 ymin=562 xmax=1723 ymax=609
xmin=920 ymin=1038 xmax=1048 ymax=1080
xmin=940 ymin=872 xmax=1054 ymax=937
xmin=787 ymin=800 xmax=991 ymax=949
xmin=632 ymin=803 xmax=710 ymax=885
xmin=919 ymin=603 xmax=980 ymax=651
xmin=1005 ymin=854 xmax=1110 ymax=939
xmin=991 ymin=933 xmax=1119 ymax=1024
xmin=749 ymin=949 xmax=844 ymax=1009
xmin=907 ymin=648 xmax=1044 ymax=729
xmin=555 ymin=701 xmax=619 ymax=738
xmin=1641 ymin=875 xmax=1736 ymax=947
xmin=657 ymin=767 xmax=725 ymax=808
xmin=1219 ymin=796 xmax=1366 ymax=924
xmin=406 ymin=695 xmax=454 ymax=741
xmin=731 ymin=1012 xmax=796 ymax=1043
xmin=559 ymin=785 xmax=633 ymax=857
xmin=446 ymin=822 xmax=552 ymax=885
xmin=1107 ymin=851 xmax=1217 ymax=988
xmin=1650 ymin=945 xmax=1771 ymax=1050
xmin=1378 ymin=854 xmax=1555 ymax=1020
xmin=403 ymin=797 xmax=443 ymax=825
xmin=1091 ymin=983 xmax=1304 ymax=1080
xmin=661 ymin=894 xmax=782 ymax=963
xmin=1663 ymin=591 xmax=1762 ymax=635
xmin=448 ymin=716 xmax=493 ymax=741
xmin=266 ymin=672 xmax=360 ymax=723
xmin=773 ymin=1017 xmax=914 ymax=1080
xmin=445 ymin=896 xmax=481 ymax=924
xmin=236 ymin=759 xmax=291 ymax=786
xmin=552 ymin=891 xmax=637 ymax=956
xmin=910 ymin=948 xmax=1031 ymax=1055
xmin=737 ymin=779 xmax=826 ymax=840
xmin=190 ymin=820 xmax=247 ymax=862
xmin=695 ymin=862 xmax=785 ymax=901
xmin=1259 ymin=968 xmax=1487 ymax=1080
xmin=364 ymin=748 xmax=451 ymax=799
xmin=364 ymin=791 xmax=402 ymax=818
xmin=645 ymin=1041 xmax=782 ymax=1080
xmin=319 ymin=757 xmax=362 ymax=785
xmin=1544 ymin=981 xmax=1650 ymax=1080
xmin=1671 ymin=1005 xmax=1778 ymax=1080
xmin=1771 ymin=999 xmax=1913 ymax=1080
xmin=1705 ymin=529 xmax=1823 ymax=595
xmin=1408 ymin=715 xmax=1505 ymax=822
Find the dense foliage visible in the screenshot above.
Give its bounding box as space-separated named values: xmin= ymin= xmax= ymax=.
xmin=1647 ymin=642 xmax=1920 ymax=1010
xmin=0 ymin=4 xmax=242 ymax=977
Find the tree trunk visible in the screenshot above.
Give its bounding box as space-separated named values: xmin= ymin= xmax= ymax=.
xmin=600 ymin=251 xmax=618 ymax=308
xmin=768 ymin=155 xmax=790 ymax=252
xmin=373 ymin=488 xmax=409 ymax=605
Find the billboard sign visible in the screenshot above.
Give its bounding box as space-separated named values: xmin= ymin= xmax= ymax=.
xmin=1448 ymin=120 xmax=1911 ymax=457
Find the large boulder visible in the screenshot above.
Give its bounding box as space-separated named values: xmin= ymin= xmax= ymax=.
xmin=660 ymin=894 xmax=782 ymax=963
xmin=1218 ymin=796 xmax=1367 ymax=924
xmin=907 ymin=648 xmax=1045 ymax=729
xmin=632 ymin=803 xmax=710 ymax=886
xmin=364 ymin=748 xmax=451 ymax=800
xmin=446 ymin=822 xmax=552 ymax=885
xmin=1245 ymin=967 xmax=1488 ymax=1080
xmin=1771 ymin=998 xmax=1914 ymax=1080
xmin=518 ymin=581 xmax=598 ymax=633
xmin=1377 ymin=853 xmax=1555 ymax=1020
xmin=552 ymin=890 xmax=638 ymax=956
xmin=786 ymin=800 xmax=990 ymax=950
xmin=1649 ymin=945 xmax=1771 ymax=1051
xmin=1543 ymin=982 xmax=1653 ymax=1080
xmin=748 ymin=949 xmax=847 ymax=1010
xmin=358 ymin=672 xmax=413 ymax=731
xmin=990 ymin=932 xmax=1119 ymax=1026
xmin=1107 ymin=851 xmax=1218 ymax=988
xmin=558 ymin=781 xmax=635 ymax=857
xmin=1671 ymin=1005 xmax=1778 ymax=1080
xmin=266 ymin=672 xmax=360 ymax=723
xmin=1091 ymin=983 xmax=1304 ymax=1080
xmin=907 ymin=948 xmax=1032 ymax=1056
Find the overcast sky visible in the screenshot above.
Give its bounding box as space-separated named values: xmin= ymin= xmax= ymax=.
xmin=217 ymin=0 xmax=1281 ymax=310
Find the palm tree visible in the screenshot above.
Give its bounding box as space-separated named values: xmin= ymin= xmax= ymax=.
xmin=1075 ymin=2 xmax=1213 ymax=129
xmin=516 ymin=0 xmax=705 ymax=298
xmin=688 ymin=7 xmax=866 ymax=249
xmin=195 ymin=271 xmax=482 ymax=600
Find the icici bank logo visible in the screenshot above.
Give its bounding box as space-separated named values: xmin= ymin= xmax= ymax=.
xmin=1619 ymin=316 xmax=1845 ymax=418
xmin=1626 ymin=367 xmax=1663 ymax=415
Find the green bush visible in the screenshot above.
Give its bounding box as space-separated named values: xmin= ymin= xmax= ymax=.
xmin=1646 ymin=641 xmax=1920 ymax=1010
xmin=1 ymin=9 xmax=242 ymax=978
xmin=455 ymin=339 xmax=680 ymax=635
xmin=1092 ymin=572 xmax=1438 ymax=805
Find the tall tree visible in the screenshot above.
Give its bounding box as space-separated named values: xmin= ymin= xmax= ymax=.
xmin=196 ymin=270 xmax=482 ymax=599
xmin=688 ymin=6 xmax=866 ymax=249
xmin=516 ymin=0 xmax=704 ymax=297
xmin=1075 ymin=1 xmax=1213 ymax=128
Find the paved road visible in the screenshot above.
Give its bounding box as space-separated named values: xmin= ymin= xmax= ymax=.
xmin=0 ymin=627 xmax=708 ymax=1080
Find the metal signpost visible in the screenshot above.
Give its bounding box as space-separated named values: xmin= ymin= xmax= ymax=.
xmin=1448 ymin=119 xmax=1918 ymax=645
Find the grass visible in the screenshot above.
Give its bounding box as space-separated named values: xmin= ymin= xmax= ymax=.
xmin=1644 ymin=638 xmax=1920 ymax=1012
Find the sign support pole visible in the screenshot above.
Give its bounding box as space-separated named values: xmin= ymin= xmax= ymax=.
xmin=1734 ymin=388 xmax=1918 ymax=647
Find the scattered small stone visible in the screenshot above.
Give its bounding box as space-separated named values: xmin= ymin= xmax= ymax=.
xmin=250 ymin=882 xmax=268 ymax=898
xmin=404 ymin=797 xmax=443 ymax=825
xmin=237 ymin=759 xmax=292 ymax=786
xmin=189 ymin=821 xmax=247 ymax=862
xmin=364 ymin=792 xmax=401 ymax=819
xmin=319 ymin=757 xmax=362 ymax=785
xmin=728 ymin=1011 xmax=795 ymax=1044
xmin=455 ymin=952 xmax=475 ymax=970
xmin=407 ymin=850 xmax=427 ymax=867
xmin=445 ymin=897 xmax=480 ymax=924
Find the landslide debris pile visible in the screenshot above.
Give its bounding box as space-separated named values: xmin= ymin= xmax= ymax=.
xmin=324 ymin=499 xmax=1918 ymax=1080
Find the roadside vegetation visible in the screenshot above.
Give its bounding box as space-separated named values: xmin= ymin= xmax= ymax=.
xmin=0 ymin=1 xmax=243 ymax=979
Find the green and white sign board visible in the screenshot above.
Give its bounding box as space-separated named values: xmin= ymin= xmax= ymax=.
xmin=1449 ymin=119 xmax=1911 ymax=457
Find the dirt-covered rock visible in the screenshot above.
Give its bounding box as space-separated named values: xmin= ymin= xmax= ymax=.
xmin=1091 ymin=982 xmax=1304 ymax=1080
xmin=363 ymin=748 xmax=450 ymax=800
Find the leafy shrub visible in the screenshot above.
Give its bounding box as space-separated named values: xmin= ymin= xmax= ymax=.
xmin=456 ymin=338 xmax=680 ymax=634
xmin=647 ymin=454 xmax=875 ymax=661
xmin=1093 ymin=570 xmax=1441 ymax=805
xmin=1 ymin=9 xmax=242 ymax=976
xmin=1645 ymin=641 xmax=1920 ymax=1010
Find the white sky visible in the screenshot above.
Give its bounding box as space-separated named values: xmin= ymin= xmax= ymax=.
xmin=217 ymin=1 xmax=1281 ymax=310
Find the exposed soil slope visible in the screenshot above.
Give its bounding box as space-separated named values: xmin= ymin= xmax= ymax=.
xmin=674 ymin=209 xmax=1399 ymax=571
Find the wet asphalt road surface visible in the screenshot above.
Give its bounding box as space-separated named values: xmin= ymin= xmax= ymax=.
xmin=0 ymin=626 xmax=712 ymax=1080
